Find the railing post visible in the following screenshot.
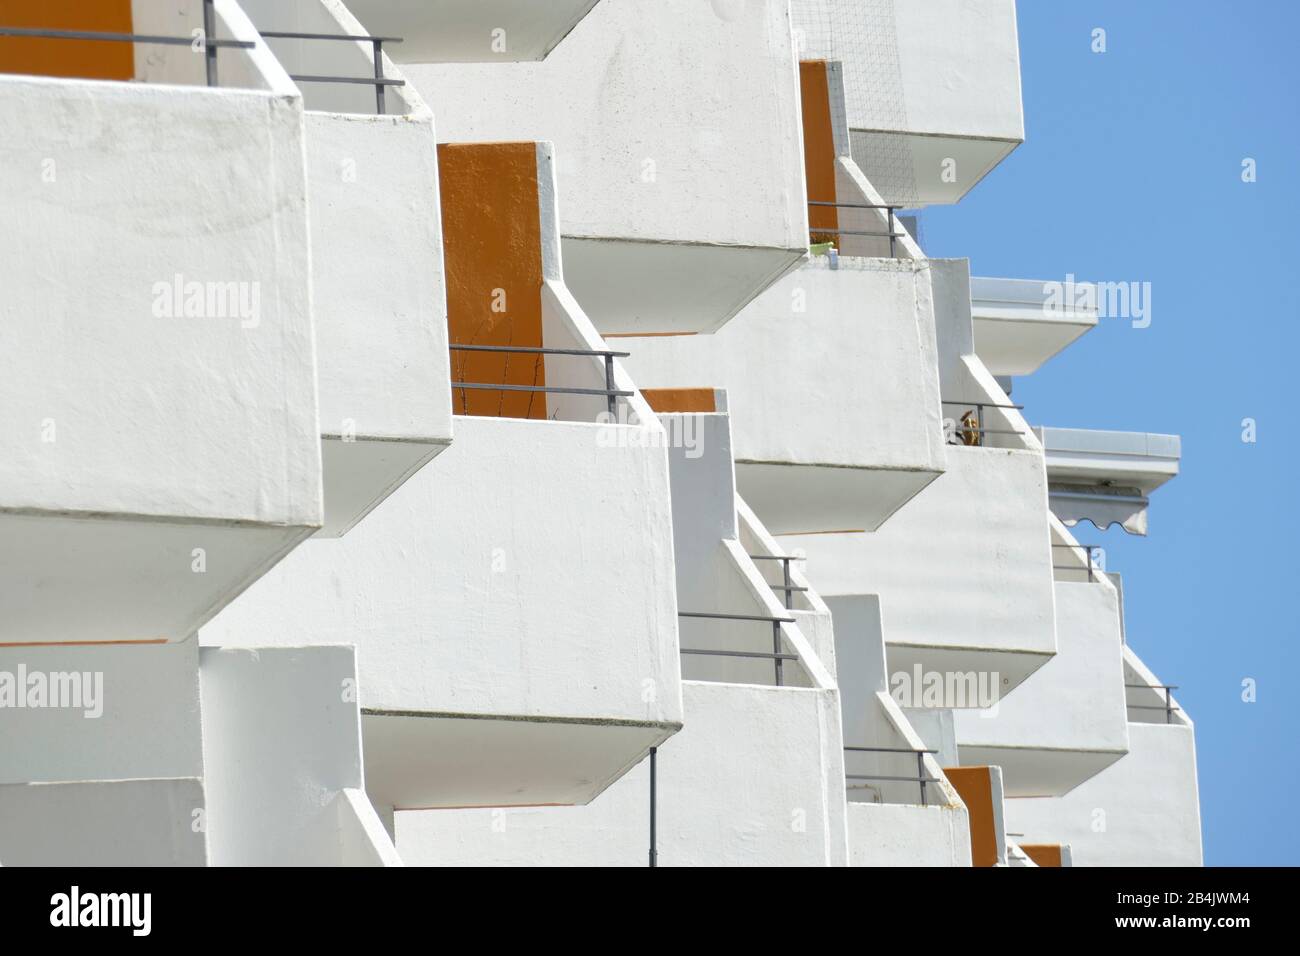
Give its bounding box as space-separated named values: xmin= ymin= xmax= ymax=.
xmin=772 ymin=620 xmax=784 ymax=687
xmin=203 ymin=0 xmax=218 ymax=87
xmin=1086 ymin=546 xmax=1095 ymax=583
xmin=917 ymin=752 xmax=927 ymax=806
xmin=373 ymin=38 xmax=386 ymax=115
xmin=648 ymin=746 xmax=658 ymax=867
xmin=888 ymin=207 xmax=897 ymax=258
xmin=1164 ymin=687 xmax=1173 ymax=724
xmin=781 ymin=557 xmax=793 ymax=610
xmin=604 ymin=354 xmax=616 ymax=419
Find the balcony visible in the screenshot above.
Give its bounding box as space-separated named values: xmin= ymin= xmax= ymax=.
xmin=1005 ymin=648 xmax=1203 ymax=866
xmin=971 ymin=277 xmax=1099 ymax=377
xmin=0 ymin=1 xmax=323 ymax=646
xmin=953 ymin=521 xmax=1130 ymax=797
xmin=621 ymin=256 xmax=947 ymax=535
xmin=391 ymin=407 xmax=849 ymax=865
xmin=790 ymin=0 xmax=1024 ymax=206
xmin=243 ymin=0 xmax=454 ymax=535
xmin=1034 ymin=427 xmax=1181 ymax=536
xmin=201 ymin=141 xmax=683 ymax=814
xmin=397 ymin=0 xmax=808 ymax=335
xmin=338 ymin=0 xmax=601 ymax=63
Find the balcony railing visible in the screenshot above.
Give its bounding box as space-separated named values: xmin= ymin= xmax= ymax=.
xmin=843 ymin=746 xmax=940 ymax=806
xmin=941 ymin=399 xmax=1028 ymax=447
xmin=1126 ymin=683 xmax=1181 ymax=724
xmin=1052 ymin=543 xmax=1103 ymax=582
xmin=747 ymin=554 xmax=809 ymax=610
xmin=258 ymin=30 xmax=404 ymax=115
xmin=448 ymin=344 xmax=633 ymax=418
xmin=808 ymin=201 xmax=905 ymax=258
xmin=678 ymin=611 xmax=798 ymax=687
xmin=0 ymin=0 xmax=254 ymax=87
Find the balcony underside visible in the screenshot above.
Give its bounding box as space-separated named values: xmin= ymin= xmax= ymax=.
xmin=956 ymin=745 xmax=1125 ymax=798
xmin=318 ymin=438 xmax=448 ymax=538
xmin=885 ymin=643 xmax=1053 ymax=700
xmin=341 ymin=0 xmax=601 ymax=63
xmin=564 ymin=237 xmax=803 ymax=336
xmin=850 ymin=131 xmax=1019 ymax=207
xmin=972 ymin=312 xmax=1096 ymax=377
xmin=737 ymin=462 xmax=939 ymax=535
xmin=362 ymin=712 xmax=677 ymax=811
xmin=0 ymin=512 xmax=311 ymax=645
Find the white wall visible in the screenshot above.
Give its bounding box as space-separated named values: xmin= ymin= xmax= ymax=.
xmin=847 ymin=802 xmax=970 ymax=867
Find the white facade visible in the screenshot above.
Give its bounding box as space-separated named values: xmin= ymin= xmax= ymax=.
xmin=0 ymin=0 xmax=1200 ymax=869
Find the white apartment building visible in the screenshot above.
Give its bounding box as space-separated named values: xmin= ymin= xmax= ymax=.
xmin=0 ymin=0 xmax=1200 ymax=867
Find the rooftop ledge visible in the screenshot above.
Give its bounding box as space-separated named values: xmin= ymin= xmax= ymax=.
xmin=971 ymin=277 xmax=1099 ymax=377
xmin=1035 ymin=427 xmax=1181 ymax=536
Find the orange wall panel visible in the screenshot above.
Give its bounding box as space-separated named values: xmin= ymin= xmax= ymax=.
xmin=641 ymin=388 xmax=716 ymax=414
xmin=1020 ymin=844 xmax=1064 ymax=868
xmin=799 ymin=60 xmax=838 ymax=242
xmin=944 ymin=766 xmax=999 ymax=867
xmin=0 ymin=0 xmax=135 ymax=81
xmin=438 ymin=142 xmax=547 ymax=420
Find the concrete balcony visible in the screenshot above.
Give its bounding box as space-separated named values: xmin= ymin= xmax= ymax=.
xmin=971 ymin=277 xmax=1099 ymax=377
xmin=1035 ymin=427 xmax=1181 ymax=536
xmin=0 ymin=4 xmax=323 ymax=646
xmin=622 ymin=257 xmax=947 ymax=535
xmin=339 ymin=0 xmax=601 ymax=63
xmin=398 ymin=0 xmax=808 ymax=335
xmin=1005 ymin=647 xmax=1203 ymax=866
xmin=202 ymin=141 xmax=683 ymax=814
xmin=953 ymin=521 xmax=1130 ymax=797
xmin=791 ymin=0 xmax=1024 ymax=206
xmin=243 ymin=0 xmax=454 ymax=535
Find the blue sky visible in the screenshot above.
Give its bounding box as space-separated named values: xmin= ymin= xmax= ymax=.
xmin=919 ymin=1 xmax=1300 ymax=866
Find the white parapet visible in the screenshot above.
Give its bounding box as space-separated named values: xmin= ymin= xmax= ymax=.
xmin=791 ymin=0 xmax=1024 ymax=206
xmin=339 ymin=0 xmax=602 ymax=62
xmin=0 ymin=12 xmax=322 ymax=646
xmin=622 ymin=257 xmax=947 ymax=535
xmin=398 ymin=0 xmax=808 ymax=335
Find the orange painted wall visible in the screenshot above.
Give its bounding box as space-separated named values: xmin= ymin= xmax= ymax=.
xmin=0 ymin=0 xmax=135 ymax=80
xmin=438 ymin=142 xmax=547 ymax=420
xmin=641 ymin=388 xmax=716 ymax=414
xmin=799 ymin=60 xmax=839 ymax=243
xmin=944 ymin=766 xmax=1000 ymax=867
xmin=1020 ymin=844 xmax=1064 ymax=868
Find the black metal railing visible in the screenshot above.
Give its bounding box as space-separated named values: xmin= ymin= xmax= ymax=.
xmin=1126 ymin=683 xmax=1180 ymax=724
xmin=748 ymin=553 xmax=808 ymax=610
xmin=808 ymin=201 xmax=905 ymax=258
xmin=678 ymin=611 xmax=798 ymax=686
xmin=1051 ymin=543 xmax=1103 ymax=582
xmin=0 ymin=0 xmax=254 ymax=87
xmin=648 ymin=745 xmax=658 ymax=868
xmin=448 ymin=344 xmax=633 ymax=418
xmin=941 ymin=399 xmax=1027 ymax=446
xmin=843 ymin=746 xmax=940 ymax=806
xmin=258 ymin=30 xmax=403 ymax=115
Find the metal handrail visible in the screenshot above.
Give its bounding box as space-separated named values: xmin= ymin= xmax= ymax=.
xmin=448 ymin=343 xmax=632 ymax=417
xmin=1125 ymin=683 xmax=1180 ymax=724
xmin=259 ymin=29 xmax=404 ymax=114
xmin=747 ymin=553 xmax=805 ymax=609
xmin=678 ymin=611 xmax=797 ymax=686
xmin=1051 ymin=543 xmax=1103 ymax=583
xmin=844 ymin=746 xmax=939 ymax=806
xmin=941 ymin=399 xmax=1028 ymax=446
xmin=808 ymin=201 xmax=904 ymax=258
xmin=1 ymin=0 xmax=253 ymax=87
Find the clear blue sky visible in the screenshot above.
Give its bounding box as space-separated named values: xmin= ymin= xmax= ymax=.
xmin=918 ymin=0 xmax=1299 ymax=866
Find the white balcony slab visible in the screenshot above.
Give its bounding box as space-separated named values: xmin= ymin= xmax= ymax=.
xmin=340 ymin=0 xmax=601 ymax=63
xmin=971 ymin=277 xmax=1099 ymax=376
xmin=0 ymin=63 xmax=320 ymax=645
xmin=1035 ymin=427 xmax=1181 ymax=536
xmin=791 ymin=0 xmax=1024 ymax=206
xmin=622 ymin=258 xmax=947 ymax=534
xmin=394 ymin=681 xmax=848 ymax=866
xmin=401 ymin=0 xmax=807 ymax=334
xmin=954 ymin=580 xmax=1130 ymax=797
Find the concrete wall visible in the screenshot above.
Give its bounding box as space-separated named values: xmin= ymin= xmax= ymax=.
xmin=396 ymin=681 xmax=848 ymax=866
xmin=847 ymin=802 xmax=970 ymax=867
